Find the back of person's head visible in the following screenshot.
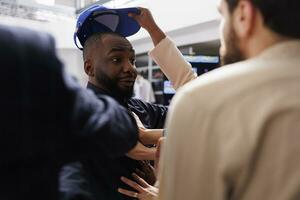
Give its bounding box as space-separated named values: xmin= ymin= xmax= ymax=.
xmin=0 ymin=24 xmax=75 ymax=199
xmin=0 ymin=24 xmax=74 ymax=164
xmin=226 ymin=0 xmax=300 ymax=38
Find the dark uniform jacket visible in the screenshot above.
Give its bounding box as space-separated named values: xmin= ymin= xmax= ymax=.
xmin=0 ymin=25 xmax=138 ymax=200
xmin=60 ymin=83 xmax=168 ymax=200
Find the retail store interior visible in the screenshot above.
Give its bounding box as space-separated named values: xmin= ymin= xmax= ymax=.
xmin=2 ymin=1 xmax=300 ymax=199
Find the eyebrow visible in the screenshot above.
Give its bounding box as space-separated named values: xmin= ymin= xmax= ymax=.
xmin=107 ymin=47 xmax=135 ymax=55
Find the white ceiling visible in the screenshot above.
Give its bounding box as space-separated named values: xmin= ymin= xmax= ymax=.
xmin=0 ymin=0 xmax=222 ymax=51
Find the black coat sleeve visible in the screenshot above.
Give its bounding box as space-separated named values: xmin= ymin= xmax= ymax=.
xmin=63 ymin=74 xmax=139 ymax=159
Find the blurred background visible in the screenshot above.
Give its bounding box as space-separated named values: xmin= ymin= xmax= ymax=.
xmin=0 ymin=0 xmax=221 ymax=105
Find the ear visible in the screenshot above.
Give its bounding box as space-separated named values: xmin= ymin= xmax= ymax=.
xmin=84 ymin=59 xmax=95 ymax=77
xmin=232 ymin=0 xmax=256 ymax=39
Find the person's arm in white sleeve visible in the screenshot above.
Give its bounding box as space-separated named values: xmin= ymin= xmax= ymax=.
xmin=129 ymin=8 xmax=197 ymax=90
xmin=149 ymin=37 xmax=197 ymax=90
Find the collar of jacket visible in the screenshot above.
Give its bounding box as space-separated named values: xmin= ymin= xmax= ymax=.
xmin=86 ymin=82 xmax=129 ymax=108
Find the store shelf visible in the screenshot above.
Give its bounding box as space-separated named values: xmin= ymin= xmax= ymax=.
xmin=0 ymin=0 xmax=75 ymax=20
xmin=136 ymin=65 xmax=160 ymax=71
xmin=154 ymin=91 xmax=163 ymax=95
xmin=151 ymin=78 xmax=163 ymax=83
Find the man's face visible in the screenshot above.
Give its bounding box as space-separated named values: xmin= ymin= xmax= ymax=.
xmin=92 ymin=34 xmax=137 ymax=98
xmin=218 ymin=0 xmax=245 ymax=65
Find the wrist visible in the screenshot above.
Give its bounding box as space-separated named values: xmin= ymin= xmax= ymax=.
xmin=145 ymin=23 xmax=160 ymax=35
xmin=141 ymin=129 xmax=163 ymax=145
xmin=147 ymin=25 xmax=166 ymax=46
xmin=145 ymin=147 xmax=156 ymax=160
xmin=139 ymin=128 xmax=148 ymax=144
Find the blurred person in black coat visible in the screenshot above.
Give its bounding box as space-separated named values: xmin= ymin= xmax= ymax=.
xmin=0 ymin=24 xmax=139 ymax=200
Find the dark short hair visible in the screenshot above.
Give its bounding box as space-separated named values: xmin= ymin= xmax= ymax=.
xmin=83 ymin=32 xmax=122 ymax=61
xmin=226 ymin=0 xmax=300 ymax=38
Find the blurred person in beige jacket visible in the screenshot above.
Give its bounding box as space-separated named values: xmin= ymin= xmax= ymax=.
xmin=121 ymin=0 xmax=300 ymax=198
xmin=157 ymin=0 xmax=300 ymax=199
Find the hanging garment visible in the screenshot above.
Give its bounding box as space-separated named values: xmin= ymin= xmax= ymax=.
xmin=134 ymin=75 xmax=156 ymax=103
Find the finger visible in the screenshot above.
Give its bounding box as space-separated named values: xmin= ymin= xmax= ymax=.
xmin=138 ymin=160 xmax=148 ymax=169
xmin=120 ymin=176 xmax=143 ymax=192
xmin=156 ymin=137 xmax=165 ymax=151
xmin=145 ymin=160 xmax=155 ymax=170
xmin=149 ymin=163 xmax=155 ymax=171
xmin=128 ymin=9 xmax=142 ymax=18
xmin=118 ymin=188 xmax=139 ymax=198
xmin=135 ymin=7 xmax=144 ymax=15
xmin=135 ymin=168 xmax=145 ymax=178
xmin=136 ymin=7 xmax=142 ymax=15
xmin=132 ymin=112 xmax=145 ymax=129
xmin=128 ymin=7 xmax=146 ymax=19
xmin=156 ymin=137 xmax=165 ymax=160
xmin=140 ymin=160 xmax=153 ymax=170
xmin=128 ymin=12 xmax=138 ymax=19
xmin=138 ymin=160 xmax=146 ymax=166
xmin=132 ymin=173 xmax=149 ymax=188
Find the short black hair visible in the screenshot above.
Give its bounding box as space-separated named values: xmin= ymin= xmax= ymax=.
xmin=226 ymin=0 xmax=300 ymax=38
xmin=82 ymin=32 xmax=122 ymax=61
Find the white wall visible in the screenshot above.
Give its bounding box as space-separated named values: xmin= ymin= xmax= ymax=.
xmin=1 ymin=0 xmax=221 ymax=50
xmin=0 ymin=15 xmax=88 ymax=84
xmin=0 ymin=15 xmax=76 ymax=49
xmin=56 ymin=48 xmax=87 ymax=87
xmin=115 ymin=0 xmax=221 ymax=40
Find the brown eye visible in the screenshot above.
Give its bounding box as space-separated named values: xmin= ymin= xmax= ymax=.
xmin=130 ymin=58 xmax=136 ymax=65
xmin=112 ymin=57 xmax=121 ymax=63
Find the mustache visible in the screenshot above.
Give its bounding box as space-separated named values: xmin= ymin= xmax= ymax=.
xmin=118 ymin=74 xmax=136 ymax=81
xmin=118 ymin=78 xmax=136 ymax=83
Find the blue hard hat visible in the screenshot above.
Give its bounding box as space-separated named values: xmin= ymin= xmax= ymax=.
xmin=74 ymin=5 xmax=141 ymax=50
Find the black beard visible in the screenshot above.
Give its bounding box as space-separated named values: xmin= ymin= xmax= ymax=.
xmin=95 ymin=73 xmax=134 ymax=100
xmin=119 ymin=85 xmax=134 ymax=99
xmin=221 ymin=24 xmax=245 ymax=66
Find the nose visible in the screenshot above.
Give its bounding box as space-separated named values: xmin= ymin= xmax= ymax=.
xmin=123 ymin=60 xmax=137 ymax=75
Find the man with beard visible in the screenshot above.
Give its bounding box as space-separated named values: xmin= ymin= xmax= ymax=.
xmin=59 ymin=7 xmax=169 ymax=200
xmin=153 ymin=0 xmax=300 ymax=200
xmin=82 ymin=32 xmax=167 ymax=128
